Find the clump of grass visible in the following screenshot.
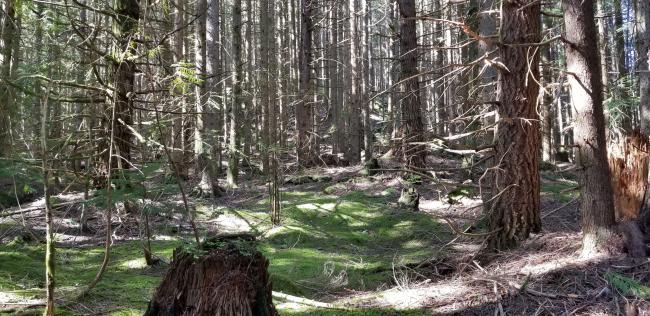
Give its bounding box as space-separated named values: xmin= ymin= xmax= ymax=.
xmin=605 ymin=272 xmax=650 ymax=298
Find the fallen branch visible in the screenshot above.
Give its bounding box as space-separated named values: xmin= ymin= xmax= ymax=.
xmin=541 ymin=197 xmax=578 ymax=219
xmin=272 ymin=291 xmax=336 ymax=309
xmin=0 ymin=206 xmax=44 ymax=218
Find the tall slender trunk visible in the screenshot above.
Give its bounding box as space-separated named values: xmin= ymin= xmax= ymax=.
xmin=110 ymin=0 xmax=139 ymax=171
xmin=194 ymin=0 xmax=219 ymax=196
xmin=597 ymin=0 xmax=610 ymax=96
xmin=329 ymin=2 xmax=343 ymax=154
xmin=42 ymin=88 xmax=55 ymax=316
xmin=614 ymin=0 xmax=632 ymax=130
xmin=0 ymin=0 xmax=15 ymax=155
xmin=638 ymin=0 xmax=650 ymax=133
xmin=205 ymin=0 xmax=221 ymax=181
xmin=397 ymin=0 xmax=426 ymax=169
xmin=562 ymin=0 xmax=617 ymax=257
xmin=361 ymin=0 xmax=372 ymax=160
xmin=227 ymin=0 xmax=242 ymax=186
xmin=297 ymin=0 xmax=317 ymax=166
xmin=346 ymin=0 xmax=362 ymax=163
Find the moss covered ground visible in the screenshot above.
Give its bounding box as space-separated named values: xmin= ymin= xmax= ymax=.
xmin=0 ymin=188 xmax=442 ymax=315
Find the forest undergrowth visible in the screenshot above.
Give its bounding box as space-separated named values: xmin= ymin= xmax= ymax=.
xmin=0 ymin=158 xmax=649 ymax=315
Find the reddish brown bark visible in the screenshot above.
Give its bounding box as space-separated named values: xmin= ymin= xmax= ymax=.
xmin=485 ymin=0 xmax=541 ymax=250
xmin=397 ymin=0 xmax=426 ymax=169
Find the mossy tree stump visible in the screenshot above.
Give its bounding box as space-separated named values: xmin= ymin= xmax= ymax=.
xmin=145 ymin=235 xmax=277 ymax=316
xmin=398 ymin=186 xmax=419 ymax=211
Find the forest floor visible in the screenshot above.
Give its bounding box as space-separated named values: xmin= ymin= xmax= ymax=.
xmin=0 ymin=156 xmax=649 ymax=315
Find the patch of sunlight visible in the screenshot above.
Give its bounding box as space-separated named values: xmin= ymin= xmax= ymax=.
xmin=211 ymin=214 xmax=252 ymax=234
xmin=109 ymin=309 xmax=142 ymax=316
xmin=451 ymin=243 xmax=483 ymax=252
xmin=418 ymin=199 xmax=448 ymax=210
xmin=283 ymin=191 xmax=312 ymax=198
xmin=378 ymin=282 xmax=469 ymax=309
xmin=121 ymin=258 xmax=147 ymax=269
xmin=297 ymin=202 xmax=336 ymax=212
xmin=0 ymin=290 xmax=43 ymax=305
xmin=402 ymin=239 xmax=427 ymax=249
xmin=519 ymin=254 xmax=601 ymax=276
xmin=263 ymin=225 xmax=312 ymax=238
xmin=395 ymin=220 xmax=414 ymax=228
xmin=276 ymin=301 xmax=313 ymax=313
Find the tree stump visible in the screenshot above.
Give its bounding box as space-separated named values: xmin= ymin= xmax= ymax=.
xmin=145 ymin=235 xmax=277 ymax=316
xmin=608 ymin=131 xmax=650 ymax=257
xmin=398 ymin=186 xmax=419 ymax=211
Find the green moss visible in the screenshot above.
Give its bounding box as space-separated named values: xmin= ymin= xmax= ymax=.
xmin=0 ymin=240 xmax=181 ymax=314
xmin=0 ymin=188 xmax=446 ymax=315
xmin=255 ymin=190 xmax=444 ymax=297
xmin=541 ymin=179 xmax=579 ymax=203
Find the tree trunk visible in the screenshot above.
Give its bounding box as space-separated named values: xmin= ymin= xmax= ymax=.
xmin=639 ymin=0 xmax=650 ymax=133
xmin=361 ymin=0 xmax=372 ymax=161
xmin=397 ymin=0 xmax=426 ymax=169
xmin=485 ymin=0 xmax=541 ymax=250
xmin=346 ymin=0 xmax=362 ymax=164
xmin=205 ymin=0 xmax=221 ymax=181
xmin=597 ymin=0 xmax=610 ymax=96
xmin=111 ymin=0 xmax=139 ymax=172
xmin=614 ymin=0 xmax=632 ymax=130
xmin=194 ymin=0 xmax=219 ymax=196
xmin=297 ymin=0 xmax=318 ymax=167
xmin=562 ymin=0 xmax=617 ymax=257
xmin=227 ymin=0 xmax=243 ymax=186
xmin=41 ymin=83 xmax=55 ymax=316
xmin=0 ymin=0 xmax=15 ymax=156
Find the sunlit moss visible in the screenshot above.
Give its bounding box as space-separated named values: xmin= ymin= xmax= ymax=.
xmin=0 ymin=187 xmax=445 ymax=314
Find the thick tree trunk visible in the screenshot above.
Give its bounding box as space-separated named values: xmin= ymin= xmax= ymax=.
xmin=485 ymin=0 xmax=541 ymax=250
xmin=397 ymin=0 xmax=426 ymax=169
xmin=562 ymin=0 xmax=618 ymax=257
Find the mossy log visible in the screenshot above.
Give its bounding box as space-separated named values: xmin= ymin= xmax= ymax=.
xmin=145 ymin=236 xmax=277 ymax=316
xmin=284 ymin=174 xmax=332 ymax=185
